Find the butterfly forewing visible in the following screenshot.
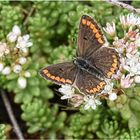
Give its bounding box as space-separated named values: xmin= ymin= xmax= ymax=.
xmin=76 ymin=70 xmax=106 ymax=95
xmin=40 ymin=62 xmax=77 ymax=85
xmin=77 ymin=15 xmax=105 ymax=58
xmin=88 ymin=47 xmax=120 ymax=78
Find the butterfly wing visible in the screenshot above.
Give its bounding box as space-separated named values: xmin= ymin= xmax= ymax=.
xmin=88 ymin=47 xmax=120 ymax=78
xmin=76 ymin=70 xmax=106 ymax=94
xmin=77 ymin=15 xmax=105 ymax=58
xmin=40 ymin=62 xmax=78 ymax=85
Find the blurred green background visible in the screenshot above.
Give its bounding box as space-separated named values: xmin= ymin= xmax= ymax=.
xmin=0 ymin=1 xmax=140 ymax=139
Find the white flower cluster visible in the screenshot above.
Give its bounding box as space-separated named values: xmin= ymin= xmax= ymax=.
xmin=58 ymin=13 xmax=140 ymax=110
xmin=0 ymin=25 xmax=32 ymax=89
xmin=59 ymin=85 xmax=101 ymax=110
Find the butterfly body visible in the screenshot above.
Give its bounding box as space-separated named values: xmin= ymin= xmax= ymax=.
xmin=74 ymin=57 xmax=104 ymax=79
xmin=40 ymin=15 xmax=120 ymax=95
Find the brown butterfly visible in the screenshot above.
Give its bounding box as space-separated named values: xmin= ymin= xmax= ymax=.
xmin=40 ymin=15 xmax=119 ymax=95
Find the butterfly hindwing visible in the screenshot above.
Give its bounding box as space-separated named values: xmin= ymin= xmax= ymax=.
xmin=76 ymin=70 xmax=106 ymax=94
xmin=40 ymin=62 xmax=77 ymax=85
xmin=88 ymin=47 xmax=120 ymax=78
xmin=77 ymin=15 xmax=105 ymax=58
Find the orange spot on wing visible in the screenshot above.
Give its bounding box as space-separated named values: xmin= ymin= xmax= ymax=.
xmin=93 ymin=88 xmax=98 ymax=92
xmin=86 ymin=20 xmax=91 ymax=26
xmin=98 ymin=38 xmax=104 ymax=44
xmin=90 ymin=24 xmax=95 ymax=29
xmin=110 ymin=67 xmax=115 ymax=73
xmin=66 ymin=79 xmax=72 ymax=84
xmin=107 ymin=72 xmax=113 ymax=77
xmin=112 ymin=63 xmax=117 ymax=68
xmin=100 ymin=82 xmax=105 ymax=87
xmin=95 ymin=32 xmax=101 ymax=38
xmin=114 ymin=58 xmax=117 ymax=63
xmin=90 ymin=89 xmax=94 ymax=93
xmin=60 ymin=78 xmax=66 ymax=83
xmin=93 ymin=28 xmax=98 ymax=33
xmin=97 ymin=85 xmax=101 ymax=91
xmin=112 ymin=55 xmax=117 ymax=58
xmin=86 ymin=89 xmax=90 ymax=93
xmin=50 ymin=75 xmax=55 ymax=79
xmin=55 ymin=76 xmax=60 ymax=81
xmin=82 ymin=19 xmax=86 ymax=25
xmin=43 ymin=69 xmax=48 ymax=74
xmin=46 ymin=73 xmax=51 ymax=77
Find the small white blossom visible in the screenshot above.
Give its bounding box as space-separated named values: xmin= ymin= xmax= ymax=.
xmin=102 ymin=81 xmax=114 ymax=94
xmin=24 ymin=71 xmax=31 ymax=78
xmin=120 ymin=13 xmax=139 ymax=29
xmin=19 ymin=57 xmax=26 ymax=65
xmin=0 ymin=63 xmax=4 ymax=71
xmin=84 ymin=95 xmax=101 ymax=110
xmin=2 ymin=66 xmax=11 ymax=75
xmin=13 ymin=64 xmax=22 ymax=73
xmin=0 ymin=42 xmax=9 ymax=57
xmin=103 ymin=22 xmax=116 ymax=37
xmin=120 ymin=74 xmax=133 ymax=88
xmin=18 ymin=77 xmax=27 ymax=89
xmin=134 ymin=75 xmax=140 ymax=83
xmin=16 ymin=35 xmax=33 ymax=50
xmin=7 ymin=25 xmax=21 ymax=42
xmin=135 ymin=38 xmax=140 ymax=47
xmin=12 ymin=25 xmax=21 ymax=35
xmin=59 ymin=85 xmax=75 ymax=100
xmin=108 ymin=92 xmax=117 ymax=101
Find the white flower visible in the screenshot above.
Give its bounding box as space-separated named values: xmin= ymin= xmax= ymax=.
xmin=19 ymin=57 xmax=26 ymax=65
xmin=135 ymin=37 xmax=140 ymax=47
xmin=24 ymin=71 xmax=31 ymax=78
xmin=7 ymin=25 xmax=21 ymax=42
xmin=13 ymin=64 xmax=22 ymax=73
xmin=120 ymin=74 xmax=133 ymax=88
xmin=122 ymin=53 xmax=140 ymax=76
xmin=84 ymin=95 xmax=101 ymax=110
xmin=108 ymin=92 xmax=117 ymax=101
xmin=120 ymin=13 xmax=139 ymax=29
xmin=134 ymin=75 xmax=140 ymax=83
xmin=0 ymin=63 xmax=4 ymax=71
xmin=2 ymin=66 xmax=11 ymax=75
xmin=113 ymin=38 xmax=125 ymax=54
xmin=59 ymin=85 xmax=75 ymax=100
xmin=16 ymin=35 xmax=33 ymax=50
xmin=12 ymin=25 xmax=21 ymax=35
xmin=101 ymin=81 xmax=114 ymax=94
xmin=0 ymin=42 xmax=9 ymax=57
xmin=18 ymin=77 xmax=27 ymax=89
xmin=103 ymin=22 xmax=116 ymax=37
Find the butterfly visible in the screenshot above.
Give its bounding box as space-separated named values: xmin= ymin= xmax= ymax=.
xmin=40 ymin=15 xmax=119 ymax=95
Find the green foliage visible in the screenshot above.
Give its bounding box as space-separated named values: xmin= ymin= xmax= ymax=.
xmin=119 ymin=128 xmax=140 ymax=139
xmin=108 ymin=86 xmax=140 ymax=129
xmin=96 ymin=114 xmax=125 ymax=139
xmin=64 ymin=109 xmax=101 ymax=139
xmin=21 ymin=98 xmax=67 ymax=136
xmin=0 ymin=1 xmax=140 ymax=139
xmin=0 ymin=124 xmax=6 ymax=140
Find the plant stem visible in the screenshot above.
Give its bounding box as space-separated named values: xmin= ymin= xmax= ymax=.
xmin=105 ymin=0 xmax=140 ymax=14
xmin=1 ymin=90 xmax=24 ymax=140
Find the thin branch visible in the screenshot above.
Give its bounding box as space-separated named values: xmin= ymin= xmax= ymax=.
xmin=23 ymin=6 xmax=35 ymax=26
xmin=105 ymin=0 xmax=140 ymax=14
xmin=1 ymin=90 xmax=24 ymax=140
